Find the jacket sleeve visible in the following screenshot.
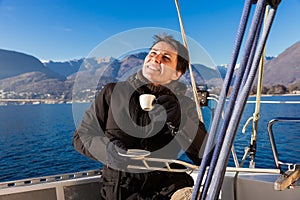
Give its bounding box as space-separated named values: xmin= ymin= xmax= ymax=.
xmin=72 ymin=84 xmax=113 ymax=162
xmin=174 ymin=97 xmax=208 ymax=166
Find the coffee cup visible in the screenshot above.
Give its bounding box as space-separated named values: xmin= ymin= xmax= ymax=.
xmin=139 ymin=94 xmax=156 ymax=111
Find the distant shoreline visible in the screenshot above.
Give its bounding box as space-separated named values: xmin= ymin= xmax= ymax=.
xmin=1 ymin=94 xmax=299 ymax=106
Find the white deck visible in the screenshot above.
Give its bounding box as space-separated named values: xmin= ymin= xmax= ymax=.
xmin=0 ymin=169 xmax=299 ymax=200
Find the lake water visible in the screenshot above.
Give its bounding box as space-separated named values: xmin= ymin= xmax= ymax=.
xmin=0 ymin=95 xmax=299 ymax=182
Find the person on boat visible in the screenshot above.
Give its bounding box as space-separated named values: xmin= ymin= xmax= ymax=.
xmin=73 ymin=33 xmax=208 ymax=199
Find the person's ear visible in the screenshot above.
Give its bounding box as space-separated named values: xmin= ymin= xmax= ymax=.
xmin=171 ymin=70 xmax=182 ymax=80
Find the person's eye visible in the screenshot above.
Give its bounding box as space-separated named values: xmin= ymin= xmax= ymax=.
xmin=149 ymin=50 xmax=157 ymax=56
xmin=162 ymin=55 xmax=171 ymax=62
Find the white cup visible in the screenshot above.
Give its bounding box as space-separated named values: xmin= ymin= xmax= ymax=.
xmin=139 ymin=94 xmax=156 ymax=111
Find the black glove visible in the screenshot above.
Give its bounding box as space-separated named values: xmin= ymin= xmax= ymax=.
xmin=153 ymin=95 xmax=181 ymax=130
xmin=106 ymin=139 xmax=129 ymax=170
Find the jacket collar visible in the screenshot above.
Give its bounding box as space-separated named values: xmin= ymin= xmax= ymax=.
xmin=127 ymin=70 xmax=187 ymax=96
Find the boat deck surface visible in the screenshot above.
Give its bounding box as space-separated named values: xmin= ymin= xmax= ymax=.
xmin=0 ymin=169 xmax=299 ymax=200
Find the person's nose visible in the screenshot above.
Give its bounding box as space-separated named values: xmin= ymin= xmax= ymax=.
xmin=151 ymin=53 xmax=162 ymax=64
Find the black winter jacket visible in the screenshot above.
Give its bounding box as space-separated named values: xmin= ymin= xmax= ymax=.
xmin=73 ymin=71 xmax=208 ymax=199
xmin=73 ymin=71 xmax=207 ymax=165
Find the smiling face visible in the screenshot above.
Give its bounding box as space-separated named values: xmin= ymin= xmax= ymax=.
xmin=142 ymin=41 xmax=182 ymax=85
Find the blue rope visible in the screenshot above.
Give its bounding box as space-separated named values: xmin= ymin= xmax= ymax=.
xmin=199 ymin=0 xmax=267 ymax=199
xmin=207 ymin=6 xmax=277 ymax=200
xmin=191 ymin=1 xmax=253 ymax=199
xmin=240 ymin=6 xmax=265 ymax=90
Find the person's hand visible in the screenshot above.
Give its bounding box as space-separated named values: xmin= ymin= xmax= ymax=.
xmin=153 ymin=95 xmax=181 ymax=129
xmin=106 ymin=139 xmax=128 ymax=170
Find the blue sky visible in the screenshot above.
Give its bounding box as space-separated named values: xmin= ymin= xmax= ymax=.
xmin=0 ymin=0 xmax=299 ymax=65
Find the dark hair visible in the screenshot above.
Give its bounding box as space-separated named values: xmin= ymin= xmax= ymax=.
xmin=150 ymin=34 xmax=189 ymax=74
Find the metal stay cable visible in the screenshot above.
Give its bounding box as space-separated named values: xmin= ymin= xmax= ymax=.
xmin=174 ymin=0 xmax=204 ymax=123
xmin=191 ymin=0 xmax=253 ymax=198
xmin=199 ymin=0 xmax=268 ymax=199
xmin=207 ymin=5 xmax=278 ymax=200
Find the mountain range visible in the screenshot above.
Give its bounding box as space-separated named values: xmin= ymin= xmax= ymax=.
xmin=263 ymin=41 xmax=300 ymax=86
xmin=0 ymin=41 xmax=299 ymax=101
